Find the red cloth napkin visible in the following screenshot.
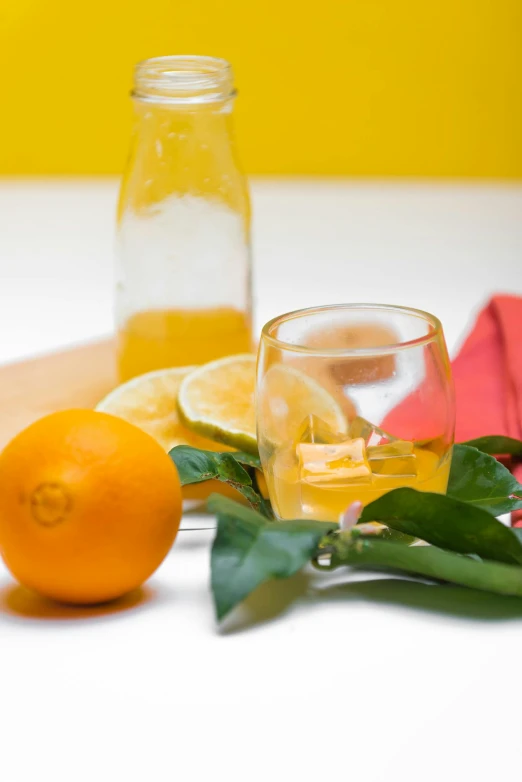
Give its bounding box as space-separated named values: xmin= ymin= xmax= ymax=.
xmin=385 ymin=295 xmax=522 ymax=524
xmin=452 ymin=295 xmax=522 ymax=526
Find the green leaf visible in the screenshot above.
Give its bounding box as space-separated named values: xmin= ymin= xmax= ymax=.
xmin=448 ymin=444 xmax=522 ymax=515
xmin=463 ymin=435 xmax=522 ymax=458
xmin=169 ymin=445 xmax=271 ymax=517
xmin=208 ymin=494 xmax=334 ymax=620
xmin=350 ymin=523 xmax=416 ymax=546
xmin=329 ymin=535 xmax=522 ymax=599
xmin=360 ymin=487 xmax=522 ymax=565
xmin=230 ymin=451 xmax=262 ymax=470
xmin=169 ymin=445 xmax=249 ymax=485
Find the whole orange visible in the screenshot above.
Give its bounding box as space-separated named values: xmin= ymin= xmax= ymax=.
xmin=0 ymin=409 xmax=182 ymax=604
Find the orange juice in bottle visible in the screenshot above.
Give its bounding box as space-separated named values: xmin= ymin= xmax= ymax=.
xmin=118 ymin=307 xmax=251 ymax=381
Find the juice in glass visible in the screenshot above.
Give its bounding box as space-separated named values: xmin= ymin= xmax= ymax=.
xmin=264 ymin=428 xmax=451 ymax=523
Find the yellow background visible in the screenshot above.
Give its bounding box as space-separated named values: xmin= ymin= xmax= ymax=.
xmin=1 ymin=0 xmax=521 ymax=177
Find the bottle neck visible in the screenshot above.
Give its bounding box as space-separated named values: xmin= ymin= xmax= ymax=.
xmin=122 ymin=57 xmax=246 ymax=217
xmin=132 ymin=55 xmax=236 ymax=107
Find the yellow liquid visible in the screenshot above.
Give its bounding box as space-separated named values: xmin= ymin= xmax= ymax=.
xmin=118 ymin=307 xmax=252 ymax=381
xmin=265 ymin=443 xmax=452 ymax=522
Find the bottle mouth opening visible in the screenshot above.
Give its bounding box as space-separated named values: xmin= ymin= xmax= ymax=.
xmin=132 ymin=55 xmax=236 ymax=105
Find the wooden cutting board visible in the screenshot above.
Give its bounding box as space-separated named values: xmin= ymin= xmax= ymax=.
xmin=0 ymin=323 xmax=399 ymax=451
xmin=0 ymin=339 xmax=117 ymax=450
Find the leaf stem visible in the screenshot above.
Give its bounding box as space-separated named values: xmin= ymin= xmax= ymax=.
xmin=329 ymin=536 xmax=522 ymax=598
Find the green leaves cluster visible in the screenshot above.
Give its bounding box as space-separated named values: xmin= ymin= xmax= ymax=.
xmin=170 ymin=436 xmax=522 ymax=622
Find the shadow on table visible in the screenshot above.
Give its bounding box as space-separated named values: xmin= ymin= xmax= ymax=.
xmin=0 ymin=581 xmax=160 ymax=625
xmin=221 ymin=573 xmax=522 ymax=634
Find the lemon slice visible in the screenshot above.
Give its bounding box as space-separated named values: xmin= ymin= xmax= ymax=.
xmin=177 ymin=354 xmax=257 ymax=453
xmin=96 ymin=367 xmax=250 ymax=505
xmin=96 ymin=366 xmax=224 ymax=453
xmin=259 ymin=364 xmax=348 ymax=446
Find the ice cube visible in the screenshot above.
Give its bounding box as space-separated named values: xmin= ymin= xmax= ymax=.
xmin=295 ymin=414 xmax=347 ymax=445
xmin=297 ymin=437 xmax=372 ymax=486
xmin=368 ymin=440 xmax=417 ymax=478
xmin=349 ymin=416 xmax=396 ymax=447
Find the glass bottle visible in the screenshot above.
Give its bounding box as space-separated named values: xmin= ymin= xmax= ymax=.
xmin=116 ymin=56 xmax=252 ymax=381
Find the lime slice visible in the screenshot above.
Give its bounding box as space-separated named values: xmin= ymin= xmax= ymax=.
xmin=96 ymin=366 xmax=224 ymax=453
xmin=258 ymin=364 xmax=348 ymax=446
xmin=177 ymin=354 xmax=257 ymax=453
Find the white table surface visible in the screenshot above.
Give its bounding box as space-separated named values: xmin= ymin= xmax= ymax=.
xmin=0 ymin=178 xmax=522 ymax=782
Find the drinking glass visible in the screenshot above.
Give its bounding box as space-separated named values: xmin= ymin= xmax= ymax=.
xmin=256 ymin=304 xmax=455 ymax=522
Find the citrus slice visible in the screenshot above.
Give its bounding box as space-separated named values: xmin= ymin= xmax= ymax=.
xmin=96 ymin=367 xmax=251 ymax=505
xmin=96 ymin=366 xmax=225 ymax=453
xmin=259 ymin=364 xmax=348 ymax=446
xmin=177 ymin=354 xmax=257 ymax=453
